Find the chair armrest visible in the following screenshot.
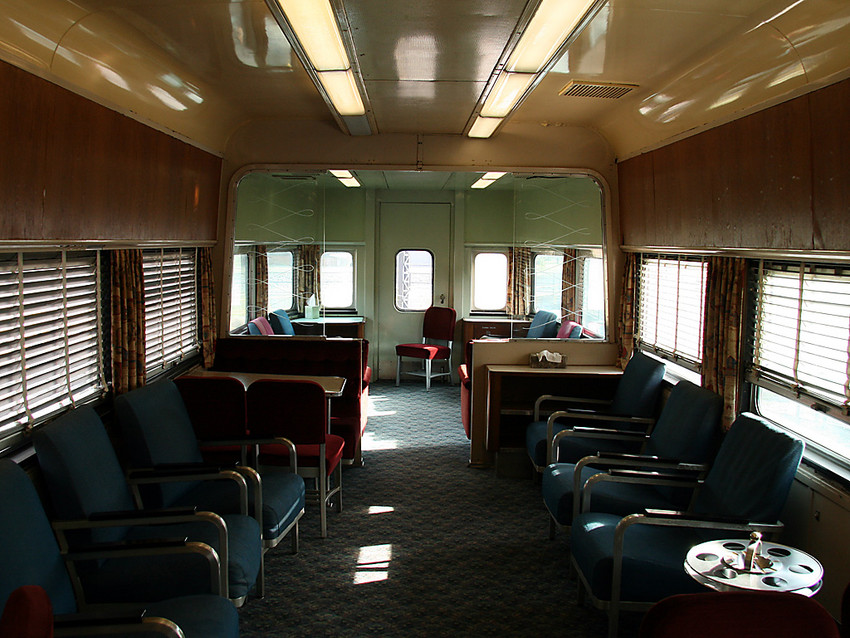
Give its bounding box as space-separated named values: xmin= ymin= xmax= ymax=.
xmin=579 ymin=470 xmax=702 ymax=515
xmin=55 ymin=610 xmax=186 ymax=638
xmin=126 ymin=465 xmax=250 ymax=516
xmin=533 ymin=394 xmax=613 ymax=420
xmin=87 ymin=506 xmax=198 ymax=521
xmin=550 ymin=426 xmax=649 ymax=464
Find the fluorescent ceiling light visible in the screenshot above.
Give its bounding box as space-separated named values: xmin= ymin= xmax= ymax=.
xmin=471 ymin=172 xmax=507 ymax=189
xmin=329 ymin=169 xmax=360 ymax=187
xmin=317 ymin=70 xmax=365 ymax=116
xmin=274 ymin=0 xmax=349 ymax=71
xmin=468 ymin=116 xmax=502 ymax=139
xmin=480 ymin=72 xmax=536 ymax=118
xmin=506 ymin=0 xmax=599 ymax=73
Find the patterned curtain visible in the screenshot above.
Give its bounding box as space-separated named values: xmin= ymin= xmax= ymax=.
xmin=561 ymin=248 xmax=579 ymax=323
xmin=198 ymin=247 xmax=217 ymax=368
xmin=252 ymin=245 xmax=268 ymax=320
xmin=110 ymin=249 xmax=145 ymax=394
xmin=507 ymin=247 xmax=531 ymax=317
xmin=296 ymin=244 xmax=322 ymax=313
xmin=703 ymin=256 xmax=747 ymax=429
xmin=617 ymin=252 xmax=637 ymax=368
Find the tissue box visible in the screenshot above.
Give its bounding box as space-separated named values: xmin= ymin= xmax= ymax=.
xmin=305 ymin=306 xmax=320 ymax=319
xmin=529 ymin=351 xmax=567 ymax=368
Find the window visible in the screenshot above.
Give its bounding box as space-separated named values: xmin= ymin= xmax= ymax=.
xmin=320 ymin=251 xmax=354 ymax=309
xmin=581 ymin=255 xmax=605 ymax=337
xmin=749 ymin=262 xmax=850 ymax=467
xmin=395 ymin=250 xmax=433 ymax=311
xmin=472 ymin=252 xmax=507 ymax=311
xmin=268 ymin=251 xmax=294 ymax=311
xmin=638 ymin=255 xmax=707 ymax=373
xmin=230 ymin=252 xmax=249 ymax=332
xmin=0 ymin=252 xmax=105 ymax=453
xmin=143 ymin=249 xmax=199 ymax=375
xmin=532 ymin=253 xmax=563 ymax=314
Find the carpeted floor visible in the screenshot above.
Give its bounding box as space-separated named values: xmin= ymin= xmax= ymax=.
xmin=237 ymin=381 xmax=642 ymax=637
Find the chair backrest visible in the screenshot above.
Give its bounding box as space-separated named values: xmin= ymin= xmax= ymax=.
xmin=248 ymin=317 xmax=274 ymax=335
xmin=268 ymin=309 xmax=295 ymax=335
xmin=114 ymin=380 xmax=206 ymax=508
xmin=609 ymin=351 xmax=666 ymax=416
xmin=33 ymin=406 xmax=138 ymax=545
xmin=557 ymin=320 xmax=583 ymax=339
xmin=693 ymin=413 xmax=804 ymax=522
xmin=527 ymin=311 xmax=559 ymax=338
xmin=0 ymin=585 xmax=54 ymax=638
xmin=422 ymin=306 xmax=457 ymax=342
xmin=246 ymin=379 xmax=327 ymax=445
xmin=174 ymin=376 xmax=248 ymax=440
xmin=644 ymin=381 xmax=722 ymax=462
xmin=0 ymin=460 xmax=78 ymax=617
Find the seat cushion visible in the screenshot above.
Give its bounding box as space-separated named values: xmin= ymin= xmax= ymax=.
xmin=570 ymin=512 xmax=706 ymax=603
xmin=395 ymin=343 xmax=451 ymax=360
xmin=526 ymin=420 xmax=639 ymax=467
xmin=147 ymin=594 xmax=240 ymax=638
xmin=259 ymin=434 xmax=345 ymax=476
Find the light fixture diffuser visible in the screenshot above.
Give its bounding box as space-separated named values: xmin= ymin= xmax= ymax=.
xmin=480 ymin=72 xmax=536 ymax=118
xmin=317 ymin=70 xmax=366 ymax=116
xmin=471 ymin=172 xmax=507 ymax=189
xmin=506 ymin=0 xmax=598 ymax=73
xmin=274 ymin=0 xmax=349 ymax=70
xmin=468 ymin=116 xmax=502 ymax=139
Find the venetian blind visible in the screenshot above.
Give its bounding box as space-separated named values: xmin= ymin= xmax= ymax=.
xmin=143 ymin=248 xmax=199 ymax=375
xmin=0 ymin=252 xmax=105 ymax=451
xmin=750 ymin=262 xmax=850 ymax=410
xmin=638 ymin=255 xmax=707 ymax=370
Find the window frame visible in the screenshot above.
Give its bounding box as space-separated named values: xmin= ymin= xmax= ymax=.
xmin=319 ymin=249 xmax=356 ymax=310
xmin=531 ymin=251 xmax=564 ymax=315
xmin=636 ymin=254 xmax=708 ymax=375
xmin=470 ymin=249 xmax=509 ymax=313
xmin=267 ymin=249 xmax=296 ymax=313
xmin=394 ymin=249 xmax=434 ymax=312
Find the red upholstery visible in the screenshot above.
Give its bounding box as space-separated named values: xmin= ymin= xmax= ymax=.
xmin=212 ymin=337 xmax=370 ymax=464
xmin=639 ymin=592 xmax=839 ymax=638
xmin=458 ymin=339 xmax=473 ymax=439
xmin=174 ymin=376 xmax=247 ymax=464
xmin=0 ymin=586 xmax=54 ymax=638
xmin=557 ymin=320 xmax=583 ymax=339
xmin=395 ymin=306 xmax=457 ymax=361
xmin=249 ymin=317 xmax=274 ymax=335
xmin=395 ymin=343 xmax=450 ymax=360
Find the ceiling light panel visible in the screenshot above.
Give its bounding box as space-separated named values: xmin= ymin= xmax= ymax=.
xmin=274 ymin=0 xmax=349 ymax=70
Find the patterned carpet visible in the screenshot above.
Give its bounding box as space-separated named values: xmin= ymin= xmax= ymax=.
xmin=237 ymin=381 xmax=641 ymax=637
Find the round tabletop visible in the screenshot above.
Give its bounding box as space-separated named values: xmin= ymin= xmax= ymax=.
xmin=685 ymin=539 xmax=823 ymax=596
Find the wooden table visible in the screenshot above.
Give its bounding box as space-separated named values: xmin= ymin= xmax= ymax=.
xmin=185 ymin=367 xmax=345 ymax=397
xmin=485 ymin=364 xmax=622 ymax=452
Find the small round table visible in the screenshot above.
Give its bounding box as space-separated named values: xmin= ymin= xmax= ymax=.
xmin=685 ymin=538 xmax=823 ymax=596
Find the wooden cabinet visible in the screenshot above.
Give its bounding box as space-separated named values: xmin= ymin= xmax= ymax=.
xmin=461 ymin=317 xmax=530 ymax=343
xmin=292 ymin=317 xmax=365 ymax=338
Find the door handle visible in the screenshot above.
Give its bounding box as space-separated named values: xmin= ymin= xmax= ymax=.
xmin=439 ymin=294 xmax=445 ymax=305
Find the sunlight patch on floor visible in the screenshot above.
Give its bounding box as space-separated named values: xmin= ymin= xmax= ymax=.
xmin=368 ymin=505 xmax=394 ymax=515
xmin=353 ymin=543 xmax=392 ymax=584
xmin=367 ymin=394 xmax=397 ymax=418
xmin=361 ymin=431 xmax=398 ymax=451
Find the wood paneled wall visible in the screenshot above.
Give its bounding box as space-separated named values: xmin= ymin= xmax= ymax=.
xmin=619 ymin=78 xmax=850 ymax=252
xmin=0 ymin=60 xmax=221 ymax=243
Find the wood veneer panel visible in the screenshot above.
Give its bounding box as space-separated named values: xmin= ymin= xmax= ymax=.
xmin=618 ymin=153 xmax=655 ymax=246
xmin=712 ymin=94 xmax=812 ymax=250
xmin=0 ymin=61 xmax=48 ymax=239
xmin=810 ymin=78 xmax=850 ymax=251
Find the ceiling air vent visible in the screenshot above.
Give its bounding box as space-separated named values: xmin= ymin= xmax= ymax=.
xmin=559 ymin=80 xmax=637 ymax=99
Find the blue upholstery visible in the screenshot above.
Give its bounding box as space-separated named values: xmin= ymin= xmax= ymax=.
xmin=570 ymin=413 xmax=804 ymax=627
xmin=526 ymin=351 xmax=666 ymax=468
xmin=32 ymin=406 xmax=262 ymax=603
xmin=115 ymin=380 xmax=305 ymax=549
xmin=526 ymin=310 xmax=559 ymax=338
xmin=268 ymin=309 xmax=295 ymax=335
xmin=0 ymin=460 xmax=239 ymax=638
xmin=541 ymin=380 xmax=722 ymax=528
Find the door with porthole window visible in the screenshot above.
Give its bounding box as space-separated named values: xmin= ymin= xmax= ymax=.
xmin=376 ymin=202 xmax=452 ymax=380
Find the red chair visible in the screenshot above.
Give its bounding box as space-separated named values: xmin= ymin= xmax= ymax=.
xmin=458 ymin=340 xmax=473 ymax=439
xmin=247 ymin=317 xmax=274 ymax=335
xmin=0 ymin=586 xmax=53 ymax=638
xmin=395 ymin=306 xmax=457 ymax=390
xmin=639 ymin=591 xmax=839 ymax=638
xmin=247 ymin=379 xmax=344 ymax=538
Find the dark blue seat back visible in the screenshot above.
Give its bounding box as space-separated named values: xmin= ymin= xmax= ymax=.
xmin=527 ymin=311 xmax=559 ymax=338
xmin=33 ymin=406 xmax=138 ymax=545
xmin=114 ymin=380 xmax=205 ymax=508
xmin=0 ymin=460 xmax=78 ymax=616
xmin=609 ymin=351 xmax=666 ymax=417
xmin=644 ymin=381 xmax=722 ymax=462
xmin=268 ymin=309 xmax=295 ymax=335
xmin=694 ymin=413 xmax=804 ymax=522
